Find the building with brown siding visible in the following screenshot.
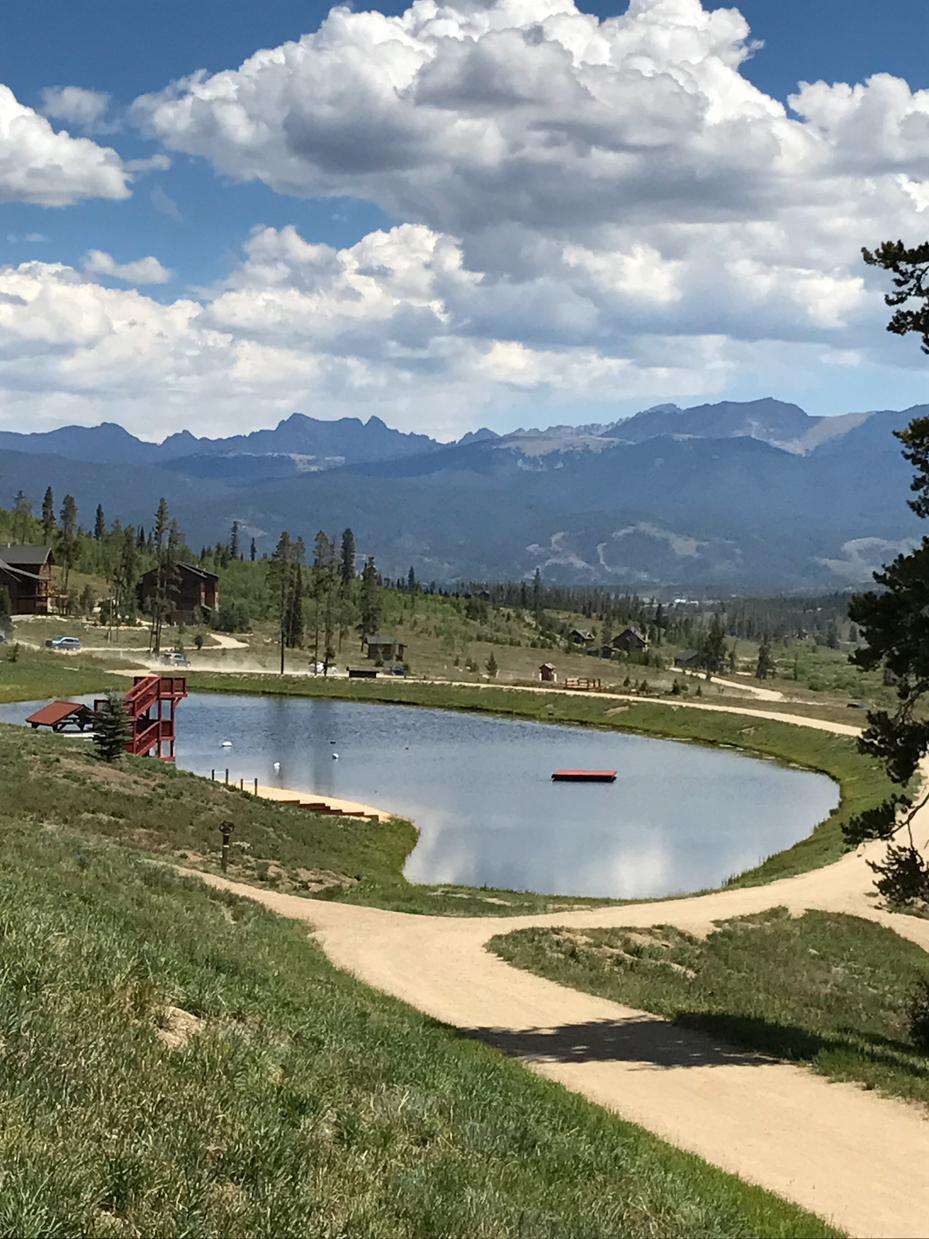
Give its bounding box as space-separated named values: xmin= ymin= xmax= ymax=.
xmin=0 ymin=545 xmax=54 ymax=614
xmin=137 ymin=562 xmax=219 ymax=625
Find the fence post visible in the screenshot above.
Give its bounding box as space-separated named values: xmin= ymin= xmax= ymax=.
xmin=254 ymin=777 xmax=258 ymax=795
xmin=219 ymin=820 xmax=234 ymax=873
xmin=225 ymin=768 xmax=229 ymax=785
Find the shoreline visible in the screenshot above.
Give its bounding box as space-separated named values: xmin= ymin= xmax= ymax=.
xmin=253 ymin=782 xmax=395 ymax=823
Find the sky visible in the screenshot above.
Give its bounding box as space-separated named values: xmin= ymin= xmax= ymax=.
xmin=2 ymin=0 xmax=929 ymax=442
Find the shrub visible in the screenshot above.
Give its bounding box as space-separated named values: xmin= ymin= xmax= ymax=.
xmin=909 ymin=978 xmax=929 ymax=1053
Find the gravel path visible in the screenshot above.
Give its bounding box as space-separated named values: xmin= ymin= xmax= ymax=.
xmin=181 ymin=706 xmax=929 ymax=1238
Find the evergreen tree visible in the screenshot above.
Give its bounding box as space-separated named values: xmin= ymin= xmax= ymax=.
xmin=93 ymin=504 xmax=106 ymax=541
xmin=41 ymin=487 xmax=55 ymax=543
xmin=250 ymin=537 xmax=257 ymax=562
xmin=148 ymin=499 xmax=181 ymax=655
xmin=93 ymin=690 xmax=131 ymax=762
xmin=340 ymin=528 xmax=356 ymax=586
xmin=485 ymin=650 xmax=498 ymax=678
xmin=268 ymin=532 xmax=305 ymax=673
xmin=360 ymin=556 xmax=379 ymax=639
xmin=229 ymin=520 xmax=240 ymax=560
xmin=701 ymin=613 xmax=727 ymax=676
xmin=312 ymin=531 xmax=338 ymax=674
xmin=755 ymin=636 xmax=775 ymax=680
xmin=11 ymin=491 xmax=32 ymax=544
xmin=57 ymin=495 xmax=79 ymax=595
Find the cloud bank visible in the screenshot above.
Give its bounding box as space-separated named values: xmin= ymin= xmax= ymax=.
xmin=6 ymin=0 xmax=929 ymax=435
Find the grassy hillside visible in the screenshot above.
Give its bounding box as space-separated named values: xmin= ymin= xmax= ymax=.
xmin=490 ymin=909 xmax=929 ymax=1109
xmin=0 ymin=819 xmax=836 ymax=1236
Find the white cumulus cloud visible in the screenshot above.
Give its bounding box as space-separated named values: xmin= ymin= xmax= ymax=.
xmin=83 ymin=250 xmax=172 ymax=284
xmin=0 ymin=84 xmax=129 ymax=205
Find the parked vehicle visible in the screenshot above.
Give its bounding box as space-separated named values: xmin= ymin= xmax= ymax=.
xmin=45 ymin=636 xmax=81 ymax=650
xmin=161 ymin=651 xmax=190 ymax=667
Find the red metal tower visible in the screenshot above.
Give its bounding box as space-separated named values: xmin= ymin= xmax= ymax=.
xmin=100 ymin=675 xmax=188 ymax=761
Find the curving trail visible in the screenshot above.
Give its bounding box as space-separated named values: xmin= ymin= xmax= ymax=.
xmin=182 ymin=705 xmax=929 ymax=1239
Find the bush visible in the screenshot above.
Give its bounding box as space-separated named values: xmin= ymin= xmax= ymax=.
xmin=909 ymin=978 xmax=929 ymax=1053
xmin=211 ymin=601 xmax=250 ymax=632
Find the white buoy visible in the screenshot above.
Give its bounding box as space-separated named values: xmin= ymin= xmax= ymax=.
xmin=332 ymin=753 xmax=339 ymax=760
xmin=273 ymin=761 xmax=281 ymax=770
xmin=221 ymin=740 xmax=232 ymax=748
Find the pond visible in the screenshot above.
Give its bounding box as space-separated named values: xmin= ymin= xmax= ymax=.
xmin=2 ymin=692 xmax=840 ymax=898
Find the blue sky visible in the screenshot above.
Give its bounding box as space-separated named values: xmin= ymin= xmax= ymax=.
xmin=1 ymin=0 xmax=929 ymax=439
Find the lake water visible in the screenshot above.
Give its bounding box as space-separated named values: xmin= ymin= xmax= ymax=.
xmin=2 ymin=692 xmax=839 ymax=898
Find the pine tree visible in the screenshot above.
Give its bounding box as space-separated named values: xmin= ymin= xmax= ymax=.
xmin=93 ymin=690 xmax=131 ymax=762
xmin=756 ymin=636 xmax=775 ymax=680
xmin=360 ymin=556 xmax=379 ymax=639
xmin=268 ymin=532 xmax=305 ymax=673
xmin=11 ymin=491 xmax=32 ymax=544
xmin=229 ymin=520 xmax=240 ymax=560
xmin=93 ymin=504 xmax=106 ymax=541
xmin=340 ymin=528 xmax=356 ymax=585
xmin=250 ymin=538 xmax=257 ymax=562
xmin=57 ymin=495 xmax=79 ymax=595
xmin=41 ymin=487 xmax=55 ymax=543
xmin=701 ymin=613 xmax=727 ymax=677
xmin=485 ymin=650 xmax=498 ymax=678
xmin=148 ymin=499 xmax=181 ymax=654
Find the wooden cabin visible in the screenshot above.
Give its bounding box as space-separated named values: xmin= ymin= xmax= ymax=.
xmin=137 ymin=562 xmax=219 ymax=624
xmin=363 ymin=634 xmax=406 ymax=662
xmin=674 ymin=648 xmax=703 ymax=669
xmin=612 ymin=626 xmax=649 ymax=653
xmin=539 ymin=662 xmax=557 ymax=682
xmin=0 ymin=544 xmax=54 ymax=614
xmin=570 ymin=628 xmax=594 ymax=645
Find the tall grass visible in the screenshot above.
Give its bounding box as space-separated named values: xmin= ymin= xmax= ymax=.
xmin=0 ymin=822 xmax=835 ymax=1237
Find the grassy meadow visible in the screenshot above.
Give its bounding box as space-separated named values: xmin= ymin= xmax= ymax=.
xmin=0 ymin=818 xmax=839 ymax=1237
xmin=490 ymin=909 xmax=929 ymax=1109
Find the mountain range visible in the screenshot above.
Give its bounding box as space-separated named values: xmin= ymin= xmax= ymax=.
xmin=0 ymin=398 xmax=922 ymax=593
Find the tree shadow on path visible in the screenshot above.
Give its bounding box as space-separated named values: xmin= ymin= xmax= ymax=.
xmin=463 ymin=1016 xmax=774 ymax=1070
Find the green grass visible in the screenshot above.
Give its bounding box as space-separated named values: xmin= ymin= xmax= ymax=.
xmin=490 ymin=909 xmax=929 ymax=1108
xmin=0 ymin=821 xmax=837 ymax=1237
xmin=0 ymin=643 xmax=136 ymax=704
xmin=0 ymin=723 xmax=624 ymax=917
xmin=185 ymin=672 xmax=894 ymax=885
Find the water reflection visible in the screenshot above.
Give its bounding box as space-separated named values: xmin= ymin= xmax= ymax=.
xmin=0 ymin=693 xmax=839 ymax=899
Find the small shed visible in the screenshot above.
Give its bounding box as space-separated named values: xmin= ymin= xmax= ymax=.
xmin=674 ymin=649 xmax=703 ymax=669
xmin=364 ymin=635 xmax=406 ymax=662
xmin=539 ymin=662 xmax=557 ymax=682
xmin=26 ymin=700 xmax=97 ymax=732
xmin=570 ymin=628 xmax=594 ymax=644
xmin=612 ymin=627 xmax=649 ymax=653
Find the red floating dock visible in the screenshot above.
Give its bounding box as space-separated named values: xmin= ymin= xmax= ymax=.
xmin=552 ymin=769 xmax=617 ymax=782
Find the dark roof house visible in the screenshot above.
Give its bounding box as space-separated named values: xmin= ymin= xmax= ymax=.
xmin=0 ymin=544 xmax=54 ymax=614
xmin=612 ymin=627 xmax=649 ymax=653
xmin=674 ymin=648 xmax=703 ymax=668
xmin=570 ymin=628 xmax=595 ymax=644
xmin=137 ymin=562 xmax=219 ymax=625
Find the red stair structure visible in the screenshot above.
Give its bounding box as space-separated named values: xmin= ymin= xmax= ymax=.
xmin=100 ymin=675 xmax=188 ymax=761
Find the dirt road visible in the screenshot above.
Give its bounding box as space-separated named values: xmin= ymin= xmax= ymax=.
xmin=180 ymin=706 xmax=929 ymax=1237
